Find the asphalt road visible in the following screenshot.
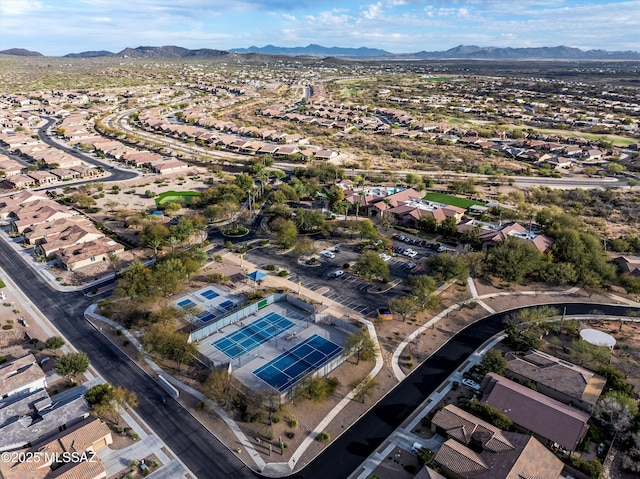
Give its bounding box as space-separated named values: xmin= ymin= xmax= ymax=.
xmin=2 ymin=235 xmax=638 ymax=479
xmin=36 ymin=116 xmax=138 ymax=184
xmin=0 ymin=239 xmax=254 ymax=479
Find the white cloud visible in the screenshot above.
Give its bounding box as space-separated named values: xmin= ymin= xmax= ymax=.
xmin=363 ymin=2 xmax=383 ymax=19
xmin=282 ymin=13 xmax=297 ymax=21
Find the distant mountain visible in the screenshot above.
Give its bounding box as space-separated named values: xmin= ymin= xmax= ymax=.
xmin=412 ymin=45 xmax=640 ymax=60
xmin=230 ymin=44 xmax=391 ymax=57
xmin=64 ymin=50 xmax=114 ymax=58
xmin=0 ymin=48 xmax=43 ymax=56
xmin=114 ymin=45 xmax=228 ymax=59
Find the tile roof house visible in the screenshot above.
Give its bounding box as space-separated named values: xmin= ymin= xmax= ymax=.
xmin=434 ymin=434 xmax=563 ymax=479
xmin=23 ymin=217 xmax=95 ymax=245
xmin=480 ymin=373 xmax=590 ymax=451
xmin=431 ymin=405 xmax=564 ymax=479
xmin=36 ymin=224 xmax=104 ymax=258
xmin=478 ymin=222 xmax=554 ymax=253
xmin=2 ymin=417 xmax=111 ymax=479
xmin=57 ymin=237 xmax=125 ymax=271
xmin=613 ymin=255 xmax=640 ymax=277
xmin=504 ymin=350 xmax=605 ymax=412
xmin=10 ymin=201 xmax=75 ymax=234
xmin=0 ymin=355 xmax=47 ymax=399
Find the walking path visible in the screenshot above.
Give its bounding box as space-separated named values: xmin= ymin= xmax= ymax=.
xmin=391 ymin=281 xmax=583 ymax=381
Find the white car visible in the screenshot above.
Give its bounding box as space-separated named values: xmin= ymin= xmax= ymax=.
xmin=406 ymin=250 xmax=418 ymax=258
xmin=379 ymin=253 xmax=391 ymax=262
xmin=462 ymin=378 xmax=481 ymax=391
xmin=321 ymin=251 xmax=335 ymax=259
xmin=329 ymin=270 xmax=345 ymax=278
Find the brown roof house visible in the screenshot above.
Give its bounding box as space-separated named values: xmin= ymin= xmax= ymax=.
xmin=57 ymin=237 xmax=125 ymax=271
xmin=479 ymin=222 xmax=554 ymax=253
xmin=504 ymin=350 xmax=605 ymax=412
xmin=431 ymin=405 xmax=563 ymax=479
xmin=613 ymin=255 xmax=640 ymax=277
xmin=2 ymin=417 xmax=111 ymax=479
xmin=480 ymin=373 xmax=590 ymax=451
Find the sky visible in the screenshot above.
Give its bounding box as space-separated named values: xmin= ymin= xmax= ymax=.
xmin=1 ymin=0 xmax=639 ymax=56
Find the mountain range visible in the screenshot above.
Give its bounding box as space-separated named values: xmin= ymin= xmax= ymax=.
xmin=2 ymin=44 xmax=639 ymax=60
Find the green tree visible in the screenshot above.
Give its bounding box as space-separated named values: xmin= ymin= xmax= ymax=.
xmin=153 ymin=258 xmax=187 ymax=295
xmin=388 ymin=296 xmax=419 ymax=322
xmin=56 ymin=351 xmax=90 ymax=379
xmin=478 ymin=349 xmax=507 ymax=376
xmin=417 ymin=215 xmax=438 ymax=234
xmin=438 ymin=216 xmax=458 ymax=238
xmin=234 ymin=173 xmax=255 ymax=192
xmin=408 ymin=275 xmax=437 ymax=310
xmin=44 ymin=336 xmax=65 ymax=355
xmin=293 ymin=208 xmax=325 ymax=231
xmin=356 ymin=219 xmax=379 ymax=241
xmin=354 ymin=251 xmax=389 ymax=281
xmin=483 ymin=239 xmax=542 ymax=283
xmin=427 ymin=253 xmax=469 ymax=282
xmin=271 ymin=217 xmax=298 ymax=249
xmin=342 ymin=331 xmax=378 ymax=364
xmin=116 ymin=260 xmax=155 ymax=299
xmin=327 ymin=185 xmax=345 ymax=213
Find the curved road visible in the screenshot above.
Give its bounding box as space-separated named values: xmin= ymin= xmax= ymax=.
xmin=1 ymin=237 xmax=637 ymax=479
xmin=37 ymin=116 xmax=138 ymax=183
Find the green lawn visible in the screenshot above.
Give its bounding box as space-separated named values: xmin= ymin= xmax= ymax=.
xmin=155 ymin=190 xmax=201 ymax=205
xmin=423 ymin=192 xmax=485 ymax=209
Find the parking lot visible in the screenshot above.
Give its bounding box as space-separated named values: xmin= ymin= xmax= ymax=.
xmin=244 ymin=241 xmax=430 ymax=317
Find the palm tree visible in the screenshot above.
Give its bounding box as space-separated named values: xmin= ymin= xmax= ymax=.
xmin=107 ymin=252 xmax=119 ymax=276
xmin=148 ymin=238 xmax=163 ymax=260
xmin=166 ymin=236 xmax=179 ymax=252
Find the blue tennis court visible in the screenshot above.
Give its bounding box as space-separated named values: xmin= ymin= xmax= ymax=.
xmin=177 ymin=299 xmax=196 ymax=309
xmin=252 ymin=334 xmax=343 ymax=392
xmin=201 ymin=289 xmax=219 ymax=300
xmin=219 ymin=300 xmax=235 ymax=311
xmin=197 ymin=310 xmax=217 ymax=323
xmin=212 ymin=312 xmax=295 ymax=359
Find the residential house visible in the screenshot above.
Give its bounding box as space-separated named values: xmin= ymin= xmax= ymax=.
xmin=480 ymin=373 xmax=590 ymax=451
xmin=57 ymin=237 xmax=125 ymax=271
xmin=28 ymin=170 xmax=58 ymax=185
xmin=613 ymin=255 xmax=640 ymax=277
xmin=478 ymin=222 xmax=554 ymax=253
xmin=149 ymin=159 xmax=189 ymax=174
xmin=431 ymin=405 xmax=563 ymax=479
xmin=504 ymin=350 xmax=606 ymax=412
xmin=36 ymin=223 xmax=104 ymax=258
xmin=0 ymin=391 xmax=90 ymax=451
xmin=24 ymin=217 xmax=96 ymax=246
xmin=5 ymin=174 xmax=36 ymax=189
xmin=10 ymin=201 xmax=75 ymax=234
xmin=0 ymin=355 xmax=47 ymax=399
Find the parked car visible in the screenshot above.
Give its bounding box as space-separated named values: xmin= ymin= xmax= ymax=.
xmin=406 ymin=250 xmax=418 ymax=258
xmin=379 ymin=253 xmax=391 ymax=262
xmin=329 ymin=270 xmax=345 ymax=278
xmin=404 ymin=262 xmax=416 ymax=270
xmin=321 ymin=251 xmax=336 ymax=258
xmin=462 ymin=378 xmax=481 ymax=391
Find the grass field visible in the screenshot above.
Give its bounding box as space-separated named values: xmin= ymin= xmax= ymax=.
xmin=424 ymin=192 xmax=485 ymax=209
xmin=155 ymin=190 xmax=201 ymax=205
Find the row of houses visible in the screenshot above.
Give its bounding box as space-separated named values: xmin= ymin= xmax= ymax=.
xmin=0 ymin=191 xmax=124 ymax=271
xmin=137 ymin=107 xmax=339 ymax=161
xmin=0 ymin=355 xmax=112 ymax=479
xmin=419 ymin=350 xmax=607 ymax=479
